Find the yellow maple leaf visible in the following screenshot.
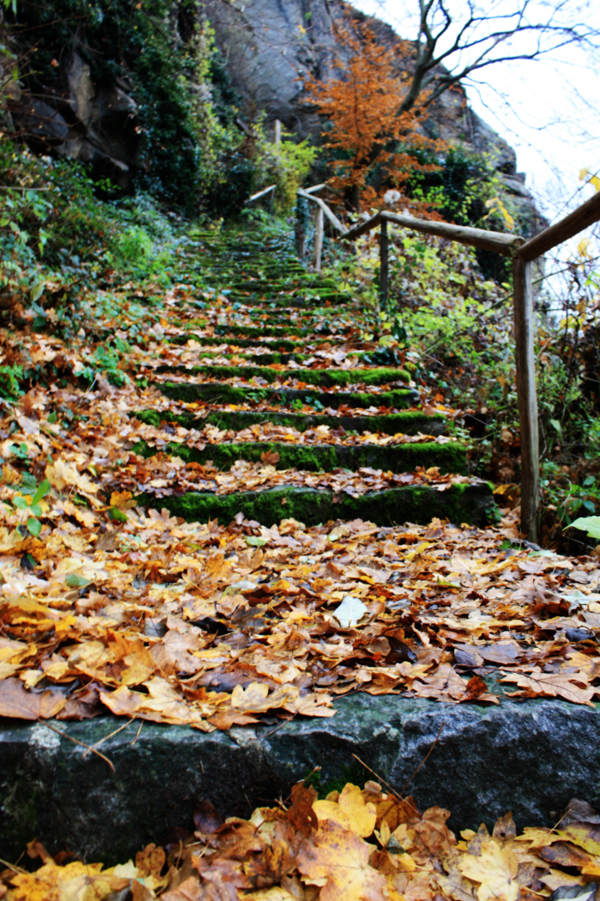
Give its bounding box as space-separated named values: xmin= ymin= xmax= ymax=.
xmin=313 ymin=784 xmax=377 ymax=838
xmin=8 ymin=859 xmax=130 ymax=901
xmin=458 ymin=839 xmax=519 ymax=901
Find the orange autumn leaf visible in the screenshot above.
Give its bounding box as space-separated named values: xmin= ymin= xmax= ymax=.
xmin=297 ymin=819 xmax=386 ymax=901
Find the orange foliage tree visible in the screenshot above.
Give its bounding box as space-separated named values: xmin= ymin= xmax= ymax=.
xmin=302 ymin=20 xmax=445 ymax=212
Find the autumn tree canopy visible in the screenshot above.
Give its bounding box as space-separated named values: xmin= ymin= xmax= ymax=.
xmin=302 ymin=20 xmax=444 ymax=211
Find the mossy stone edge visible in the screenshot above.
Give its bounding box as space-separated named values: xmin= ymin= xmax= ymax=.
xmin=136 ymin=483 xmax=495 ymax=527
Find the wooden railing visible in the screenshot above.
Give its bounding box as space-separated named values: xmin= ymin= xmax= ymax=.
xmin=245 ymin=184 xmax=276 ymax=210
xmin=295 ymin=188 xmax=600 ymax=542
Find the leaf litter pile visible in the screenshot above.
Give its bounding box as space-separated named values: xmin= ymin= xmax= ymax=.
xmin=4 ymin=783 xmax=600 ymax=901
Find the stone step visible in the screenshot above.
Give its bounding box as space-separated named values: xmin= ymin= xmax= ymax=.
xmin=133 ymin=438 xmax=468 ymax=475
xmin=135 ymin=408 xmax=446 ymax=436
xmin=210 ymin=320 xmax=362 ymax=336
xmin=224 ymin=277 xmax=339 ymax=291
xmin=165 ymin=349 xmax=380 ymax=368
xmin=212 ymin=325 xmax=354 ymax=338
xmin=223 ymin=291 xmax=351 ymax=306
xmin=169 ymin=335 xmax=304 ymax=350
xmin=165 ymin=346 xmax=405 ymax=370
xmin=1 ymin=696 xmax=593 ymax=864
xmin=207 ymin=310 xmax=363 ymax=328
xmin=159 ymin=381 xmax=419 ymax=409
xmin=156 ymin=364 xmax=411 ymax=387
xmin=136 ymin=482 xmax=493 ymax=528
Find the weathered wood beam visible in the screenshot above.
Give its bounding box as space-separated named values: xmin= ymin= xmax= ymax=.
xmin=314 ymin=206 xmax=324 ymax=272
xmin=517 ymin=190 xmax=600 ymax=261
xmin=380 ymin=217 xmax=389 ymax=306
xmin=297 ymin=189 xmax=347 ymax=235
xmin=513 ymin=257 xmax=540 ymax=541
xmin=342 ymin=212 xmax=382 ymax=242
xmin=381 ymin=211 xmax=525 ymax=257
xmin=246 ymin=184 xmax=276 ymax=204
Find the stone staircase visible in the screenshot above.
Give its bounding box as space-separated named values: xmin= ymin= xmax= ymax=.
xmin=134 ymin=225 xmax=495 ymax=529
xmin=4 ymin=222 xmax=599 ymax=867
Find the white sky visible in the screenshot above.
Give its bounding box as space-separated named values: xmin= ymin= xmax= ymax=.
xmin=351 ymin=0 xmax=600 ymax=235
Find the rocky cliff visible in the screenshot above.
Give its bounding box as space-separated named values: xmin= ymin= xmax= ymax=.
xmin=199 ymin=0 xmax=543 ymax=234
xmin=7 ymin=53 xmax=138 ymax=189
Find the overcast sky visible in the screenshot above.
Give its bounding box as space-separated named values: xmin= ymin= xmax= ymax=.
xmin=351 ymin=0 xmax=600 ymax=231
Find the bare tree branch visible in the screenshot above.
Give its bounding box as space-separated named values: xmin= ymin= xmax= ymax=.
xmin=396 ymin=0 xmax=600 ymax=113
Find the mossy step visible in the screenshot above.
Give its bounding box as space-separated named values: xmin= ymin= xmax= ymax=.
xmin=221 ymin=268 xmax=307 ymax=279
xmin=159 ymin=364 xmax=410 ymax=387
xmin=136 ymin=408 xmax=445 ymax=436
xmin=165 ymin=347 xmax=385 ymax=367
xmin=169 ymin=335 xmax=304 ymax=351
xmin=213 ymin=325 xmax=354 ymax=338
xmin=164 ymin=349 xmax=365 ymax=367
xmin=209 ymin=251 xmax=296 ymax=264
xmin=216 ymin=315 xmax=362 ymax=331
xmin=227 ymin=291 xmax=357 ymax=313
xmin=159 ymin=381 xmax=419 ymax=409
xmin=134 ymin=439 xmax=467 ymax=475
xmin=166 ymin=345 xmax=301 ymax=365
xmin=137 ymin=483 xmax=495 ymax=528
xmin=224 ymin=278 xmax=338 ymax=291
xmin=211 ymin=308 xmax=359 ymax=322
xmin=224 ymin=283 xmax=343 ymax=296
xmin=224 ymin=260 xmax=307 ymax=270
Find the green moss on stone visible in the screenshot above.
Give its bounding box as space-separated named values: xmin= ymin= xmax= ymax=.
xmin=135 ymin=483 xmax=495 ymax=528
xmin=167 ymin=364 xmax=410 ymax=387
xmin=159 ymin=382 xmax=418 ymax=409
xmin=171 ymin=335 xmax=303 ymax=350
xmin=225 ymin=290 xmax=350 ymax=306
xmin=134 ymin=439 xmax=467 ymax=475
xmin=134 ymin=409 xmax=445 ymax=436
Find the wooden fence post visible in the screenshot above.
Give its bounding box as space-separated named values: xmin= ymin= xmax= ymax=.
xmin=380 ymin=218 xmax=389 ymax=306
xmin=274 ymin=119 xmax=281 ymax=145
xmin=513 ymin=256 xmax=540 ymax=542
xmin=314 ymin=206 xmax=324 ymax=272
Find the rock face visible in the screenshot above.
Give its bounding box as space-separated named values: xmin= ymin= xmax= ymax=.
xmin=9 ymin=51 xmax=139 ymax=188
xmin=200 ymin=0 xmax=543 ymax=233
xmin=7 ymin=0 xmax=542 ymax=229
xmin=1 ymin=694 xmax=599 ymax=864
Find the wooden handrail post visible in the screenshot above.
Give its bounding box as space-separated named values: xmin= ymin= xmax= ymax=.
xmin=314 ymin=206 xmax=324 ymax=272
xmin=380 ymin=217 xmax=389 ymax=307
xmin=513 ymin=256 xmax=540 ymax=541
xmin=295 ymin=193 xmax=309 ymax=260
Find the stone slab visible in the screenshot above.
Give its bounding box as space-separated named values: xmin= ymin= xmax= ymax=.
xmin=1 ymin=694 xmax=599 ymax=865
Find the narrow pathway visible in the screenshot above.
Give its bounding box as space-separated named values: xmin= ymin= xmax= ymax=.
xmin=3 ymin=222 xmax=600 ymax=865
xmin=134 ymin=226 xmax=495 ymax=528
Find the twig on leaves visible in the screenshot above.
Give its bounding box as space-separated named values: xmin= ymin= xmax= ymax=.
xmin=82 ymin=717 xmax=135 ymax=758
xmin=353 ymin=721 xmax=445 ymax=808
xmin=43 ymin=722 xmax=115 ymax=772
xmin=398 ymin=722 xmax=444 ymax=797
xmin=352 ymin=754 xmax=418 ymax=813
xmin=265 ymin=714 xmax=295 ymax=736
xmin=130 ymin=720 xmax=144 ymax=746
xmin=0 ymin=857 xmax=26 ymax=874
